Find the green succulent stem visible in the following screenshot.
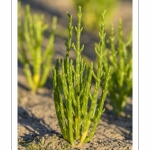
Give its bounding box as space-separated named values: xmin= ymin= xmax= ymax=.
xmin=53 ymin=6 xmax=111 ymax=147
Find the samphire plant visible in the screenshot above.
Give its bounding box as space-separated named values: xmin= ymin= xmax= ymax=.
xmin=100 ymin=21 xmax=132 ymax=116
xmin=18 ymin=2 xmax=57 ymax=93
xmin=52 ymin=6 xmax=111 ymax=146
xmin=73 ymin=0 xmax=118 ymax=32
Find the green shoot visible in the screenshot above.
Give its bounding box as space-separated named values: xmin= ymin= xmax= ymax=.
xmin=52 ymin=6 xmax=111 ymax=146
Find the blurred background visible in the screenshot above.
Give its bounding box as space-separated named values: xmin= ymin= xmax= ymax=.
xmin=18 ymin=0 xmax=132 ymax=64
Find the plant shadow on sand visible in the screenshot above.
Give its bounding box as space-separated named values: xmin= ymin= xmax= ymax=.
xmin=18 ymin=106 xmax=132 ymax=149
xmin=18 ymin=106 xmax=63 ymax=146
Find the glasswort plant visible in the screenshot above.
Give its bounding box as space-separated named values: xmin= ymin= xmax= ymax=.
xmin=102 ymin=21 xmax=132 ymax=116
xmin=18 ymin=2 xmax=57 ymax=93
xmin=52 ymin=6 xmax=111 ymax=146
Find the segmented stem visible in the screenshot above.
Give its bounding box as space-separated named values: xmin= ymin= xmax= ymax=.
xmin=53 ymin=6 xmax=111 ymax=147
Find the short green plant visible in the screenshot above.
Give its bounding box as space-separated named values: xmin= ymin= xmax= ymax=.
xmin=73 ymin=0 xmax=118 ymax=31
xmin=101 ymin=21 xmax=132 ymax=116
xmin=18 ymin=2 xmax=57 ymax=93
xmin=52 ymin=6 xmax=111 ymax=146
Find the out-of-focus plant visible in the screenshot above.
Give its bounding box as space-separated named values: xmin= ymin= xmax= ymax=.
xmin=73 ymin=0 xmax=118 ymax=32
xmin=18 ymin=2 xmax=57 ymax=93
xmin=82 ymin=20 xmax=132 ymax=116
xmin=52 ymin=6 xmax=111 ymax=146
xmin=102 ymin=21 xmax=132 ymax=116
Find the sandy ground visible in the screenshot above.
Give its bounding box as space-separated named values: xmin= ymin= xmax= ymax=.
xmin=18 ymin=0 xmax=132 ymax=149
xmin=18 ymin=77 xmax=132 ymax=150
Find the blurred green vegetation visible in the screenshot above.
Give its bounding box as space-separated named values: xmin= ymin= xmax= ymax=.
xmin=18 ymin=2 xmax=57 ymax=93
xmin=73 ymin=0 xmax=118 ymax=32
xmin=102 ymin=21 xmax=132 ymax=116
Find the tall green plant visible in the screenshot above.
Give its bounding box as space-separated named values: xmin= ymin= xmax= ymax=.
xmin=101 ymin=20 xmax=132 ymax=116
xmin=52 ymin=6 xmax=111 ymax=146
xmin=18 ymin=2 xmax=57 ymax=93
